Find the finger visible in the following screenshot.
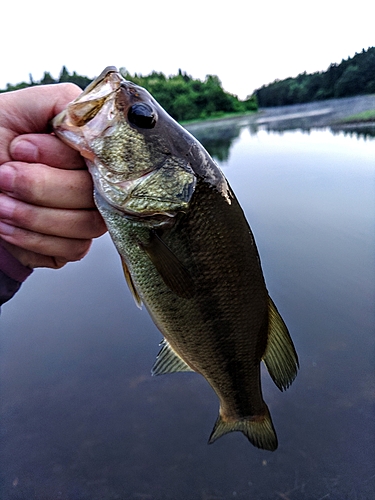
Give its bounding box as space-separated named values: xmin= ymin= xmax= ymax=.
xmin=10 ymin=133 xmax=86 ymax=170
xmin=0 ymin=222 xmax=92 ymax=263
xmin=0 ymin=161 xmax=96 ymax=209
xmin=0 ymin=193 xmax=106 ymax=239
xmin=0 ymin=239 xmax=69 ymax=269
xmin=1 ymin=83 xmax=82 ymax=135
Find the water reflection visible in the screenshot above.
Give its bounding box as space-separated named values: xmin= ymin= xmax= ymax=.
xmin=187 ymin=116 xmax=375 ymax=161
xmin=186 ymin=119 xmax=243 ymax=161
xmin=1 ymin=120 xmax=374 ymax=499
xmin=330 ymin=125 xmax=375 ymax=140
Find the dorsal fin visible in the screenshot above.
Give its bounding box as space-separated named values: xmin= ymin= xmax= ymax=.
xmin=152 ymin=339 xmax=194 ymax=376
xmin=262 ymin=296 xmax=299 ymax=391
xmin=120 ymin=255 xmax=142 ymax=308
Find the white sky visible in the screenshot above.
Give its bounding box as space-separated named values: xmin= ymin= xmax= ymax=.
xmin=2 ymin=0 xmax=373 ymax=99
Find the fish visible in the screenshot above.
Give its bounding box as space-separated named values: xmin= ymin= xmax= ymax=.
xmin=53 ymin=67 xmax=299 ymax=451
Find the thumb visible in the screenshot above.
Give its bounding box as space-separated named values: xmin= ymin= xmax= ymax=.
xmin=0 ymin=83 xmax=82 ymax=135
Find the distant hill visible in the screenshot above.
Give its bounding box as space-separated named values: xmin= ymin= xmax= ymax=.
xmin=255 ymin=47 xmax=375 ymax=107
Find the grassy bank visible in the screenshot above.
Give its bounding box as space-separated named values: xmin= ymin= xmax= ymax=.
xmin=338 ymin=109 xmax=375 ymax=124
xmin=181 ymin=110 xmax=257 ymax=126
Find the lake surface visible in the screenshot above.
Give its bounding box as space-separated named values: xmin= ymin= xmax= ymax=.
xmin=1 ymin=119 xmax=374 ymax=500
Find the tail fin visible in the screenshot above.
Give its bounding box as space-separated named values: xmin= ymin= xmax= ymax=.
xmin=208 ymin=406 xmax=278 ymax=451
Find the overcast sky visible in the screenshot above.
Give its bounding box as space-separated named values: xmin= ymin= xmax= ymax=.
xmin=2 ymin=0 xmax=373 ymax=99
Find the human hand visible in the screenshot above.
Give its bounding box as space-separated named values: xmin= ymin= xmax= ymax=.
xmin=0 ymin=84 xmax=107 ymax=269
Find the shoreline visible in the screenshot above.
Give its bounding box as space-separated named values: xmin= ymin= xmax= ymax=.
xmin=185 ymin=94 xmax=375 ymax=130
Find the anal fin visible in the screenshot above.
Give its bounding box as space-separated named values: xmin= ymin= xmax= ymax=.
xmin=152 ymin=339 xmax=194 ymax=376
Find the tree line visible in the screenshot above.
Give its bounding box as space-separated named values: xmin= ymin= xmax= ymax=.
xmin=255 ymin=47 xmax=375 ymax=107
xmin=0 ymin=67 xmax=257 ymax=122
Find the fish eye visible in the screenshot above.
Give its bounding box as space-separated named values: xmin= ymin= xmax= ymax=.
xmin=128 ymin=103 xmax=156 ymax=129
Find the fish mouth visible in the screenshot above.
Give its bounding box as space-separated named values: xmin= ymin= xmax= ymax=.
xmin=56 ymin=66 xmax=147 ymax=128
xmin=70 ymin=66 xmax=122 ymax=108
xmin=53 ymin=68 xmax=125 ymax=159
xmin=53 ymin=67 xmax=153 ymax=157
xmin=55 ymin=67 xmax=122 ymax=128
xmin=80 ymin=66 xmax=120 ymax=95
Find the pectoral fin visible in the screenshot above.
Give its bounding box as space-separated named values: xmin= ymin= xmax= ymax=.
xmin=152 ymin=339 xmax=194 ymax=375
xmin=262 ymin=296 xmax=299 ymax=391
xmin=141 ymin=232 xmax=195 ymax=299
xmin=120 ymin=255 xmax=142 ymax=308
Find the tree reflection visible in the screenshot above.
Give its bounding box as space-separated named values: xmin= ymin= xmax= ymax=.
xmin=187 ymin=116 xmax=375 ymax=164
xmin=186 ymin=122 xmax=243 ymax=162
xmin=330 ymin=126 xmax=375 ymax=140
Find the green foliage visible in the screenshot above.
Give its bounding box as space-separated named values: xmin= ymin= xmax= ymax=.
xmin=0 ymin=67 xmax=92 ymax=94
xmin=121 ymin=69 xmax=256 ymax=122
xmin=256 ymin=47 xmax=375 ymax=107
xmin=40 ymin=71 xmax=55 ymax=85
xmin=0 ymin=67 xmax=257 ymax=122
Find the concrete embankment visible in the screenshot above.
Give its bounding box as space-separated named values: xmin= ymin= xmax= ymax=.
xmin=256 ymin=95 xmax=375 ymax=129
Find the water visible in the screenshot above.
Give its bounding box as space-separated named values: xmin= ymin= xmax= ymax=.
xmin=1 ymin=120 xmax=374 ymax=500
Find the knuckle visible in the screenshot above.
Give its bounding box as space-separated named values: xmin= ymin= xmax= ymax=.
xmin=5 ymin=227 xmax=31 ymax=249
xmin=50 ymin=258 xmax=68 ymax=270
xmin=91 ymin=212 xmax=107 ymax=237
xmin=9 ymin=162 xmax=46 ymax=203
xmin=77 ymin=211 xmax=107 ymax=239
xmin=13 ymin=203 xmax=35 ymax=228
xmin=68 ymin=239 xmax=92 ymax=262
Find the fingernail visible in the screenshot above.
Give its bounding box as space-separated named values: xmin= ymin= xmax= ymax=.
xmin=0 ymin=165 xmax=16 ymax=192
xmin=0 ymin=221 xmax=15 ymax=235
xmin=0 ymin=194 xmax=16 ymax=219
xmin=11 ymin=138 xmax=38 ymax=163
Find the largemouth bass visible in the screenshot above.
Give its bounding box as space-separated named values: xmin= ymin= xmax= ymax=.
xmin=53 ymin=67 xmax=299 ymax=451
